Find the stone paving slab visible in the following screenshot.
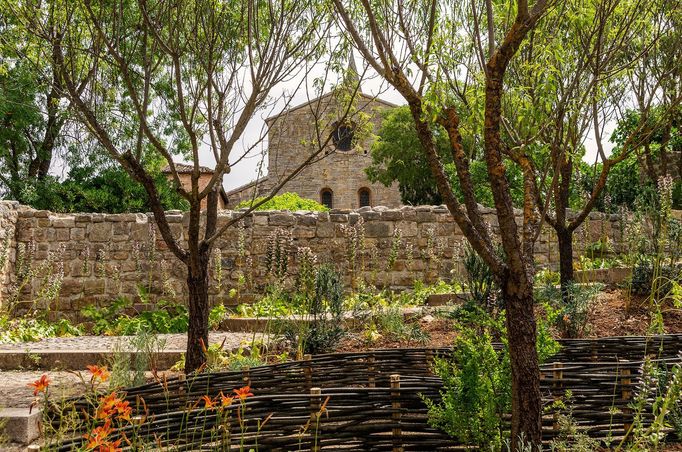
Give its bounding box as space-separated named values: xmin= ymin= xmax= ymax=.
xmin=0 ymin=332 xmax=269 ymax=371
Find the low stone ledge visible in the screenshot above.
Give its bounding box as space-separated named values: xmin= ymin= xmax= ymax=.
xmin=0 ymin=408 xmax=41 ymax=445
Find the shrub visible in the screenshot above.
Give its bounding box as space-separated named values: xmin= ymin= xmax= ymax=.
xmin=426 ymin=307 xmax=559 ymax=448
xmin=235 ymin=192 xmax=328 ymax=211
xmin=283 ymin=264 xmax=345 ymax=354
xmin=630 ymin=258 xmax=682 ymax=298
xmin=462 ymin=242 xmax=498 ymax=311
xmin=537 ymin=282 xmax=603 ymax=339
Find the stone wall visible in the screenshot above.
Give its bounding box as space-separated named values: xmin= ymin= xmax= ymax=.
xmin=0 ymin=201 xmax=629 ymax=320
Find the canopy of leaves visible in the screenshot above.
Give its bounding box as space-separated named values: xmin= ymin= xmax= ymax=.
xmin=235 ymin=192 xmax=328 ymax=211
xmin=366 ymin=106 xmax=524 ymax=207
xmin=21 ymin=164 xmax=187 ymax=213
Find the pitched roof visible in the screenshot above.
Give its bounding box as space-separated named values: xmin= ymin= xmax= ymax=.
xmin=225 ymin=176 xmax=270 ymax=197
xmin=162 ymin=163 xmax=215 ymax=174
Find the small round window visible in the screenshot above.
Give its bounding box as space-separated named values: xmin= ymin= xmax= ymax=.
xmin=331 ymin=122 xmax=355 ymax=151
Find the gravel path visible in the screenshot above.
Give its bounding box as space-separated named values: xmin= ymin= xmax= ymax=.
xmin=0 ymin=331 xmax=267 ymax=353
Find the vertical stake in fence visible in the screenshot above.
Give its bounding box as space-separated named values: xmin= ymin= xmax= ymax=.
xmin=552 ymin=363 xmax=564 ymax=431
xmin=242 ymin=365 xmax=251 ymax=388
xmin=622 ymin=367 xmax=632 ymax=434
xmin=368 ymin=353 xmax=376 ymax=388
xmin=591 ymin=343 xmax=598 ymax=362
xmin=304 ymin=354 xmax=313 ymax=391
xmin=390 ymin=374 xmax=403 ymax=452
xmin=425 ymin=348 xmax=434 ymax=370
xmin=310 ymin=387 xmax=322 ymax=452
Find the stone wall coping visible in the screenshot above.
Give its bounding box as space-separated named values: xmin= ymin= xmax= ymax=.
xmin=1 ymin=200 xmax=650 ymax=223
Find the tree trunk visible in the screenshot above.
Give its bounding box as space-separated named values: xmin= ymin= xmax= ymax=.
xmin=557 ymin=228 xmax=574 ymax=300
xmin=185 ymin=248 xmax=210 ymax=373
xmin=502 ymin=273 xmax=542 ymax=450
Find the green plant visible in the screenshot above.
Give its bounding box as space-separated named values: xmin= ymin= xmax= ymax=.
xmin=426 ymin=307 xmax=559 ymax=448
xmin=0 ymin=314 xmax=82 ymax=344
xmin=82 ymin=298 xmax=188 ymax=335
xmin=538 ymin=282 xmax=603 ymax=339
xmin=462 ymin=242 xmax=498 ymax=311
xmin=547 ymin=391 xmax=601 ymax=452
xmin=236 ymin=192 xmax=329 ymax=211
xmin=209 ymin=304 xmax=229 ymax=330
xmin=283 ymin=264 xmax=345 ymax=355
xmin=371 ymin=304 xmax=429 ymax=344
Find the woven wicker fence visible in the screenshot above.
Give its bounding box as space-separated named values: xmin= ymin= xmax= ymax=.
xmin=49 ymin=335 xmax=682 ymax=451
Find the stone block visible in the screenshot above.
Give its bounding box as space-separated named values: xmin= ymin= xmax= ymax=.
xmin=365 ymin=221 xmax=393 ymax=238
xmin=89 ymin=222 xmax=112 ymax=242
xmin=269 ymin=213 xmax=295 ymax=226
xmin=329 ymin=213 xmax=348 ymax=223
xmin=52 ymin=217 xmax=75 ymax=228
xmin=380 ymin=210 xmax=403 ymax=221
xmin=55 ymin=228 xmax=70 ymax=241
xmin=70 ymin=227 xmax=86 ymax=241
xmin=0 ymin=408 xmax=42 ymax=445
xmin=83 ymin=279 xmax=106 ymax=295
xmin=416 ymin=211 xmax=436 ymax=223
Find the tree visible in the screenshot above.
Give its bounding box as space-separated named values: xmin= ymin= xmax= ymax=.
xmin=10 ymin=0 xmax=356 ymax=372
xmin=333 ymin=0 xmax=552 ymax=447
xmin=0 ymin=9 xmax=72 ymax=202
xmin=505 ymin=0 xmax=679 ymax=297
xmin=367 ymin=105 xmax=526 ymax=206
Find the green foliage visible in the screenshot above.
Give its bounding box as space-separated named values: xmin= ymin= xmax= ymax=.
xmin=19 ymin=164 xmax=188 ymax=213
xmin=284 ymin=264 xmax=345 ymax=354
xmin=236 ymin=192 xmax=328 ymax=212
xmin=81 ymin=298 xmax=189 ymax=335
xmin=369 ymin=304 xmax=429 ymax=344
xmin=547 ymin=391 xmax=601 ymax=452
xmin=172 ymin=342 xmax=268 ymax=373
xmin=0 ymin=314 xmax=82 ymax=344
xmin=208 ymin=304 xmax=229 ymax=330
xmin=538 ymin=282 xmax=603 ymax=339
xmin=462 ymin=242 xmax=498 ymax=311
xmin=630 ymin=259 xmax=682 ymax=297
xmin=426 ymin=307 xmax=559 ymax=448
xmin=235 ymin=287 xmax=307 ymax=317
xmin=367 ymin=106 xmax=524 ymax=207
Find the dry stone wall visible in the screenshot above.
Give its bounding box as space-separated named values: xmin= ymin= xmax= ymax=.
xmin=0 ymin=201 xmax=629 ymax=320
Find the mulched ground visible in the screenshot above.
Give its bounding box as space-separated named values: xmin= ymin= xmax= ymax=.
xmin=588 ymin=289 xmax=682 ymax=337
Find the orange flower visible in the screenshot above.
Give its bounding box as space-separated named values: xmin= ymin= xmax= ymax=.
xmin=28 ymin=374 xmax=50 ymax=396
xmin=219 ymin=391 xmax=234 ymax=408
xmin=114 ymin=399 xmax=132 ymax=422
xmin=96 ymin=439 xmax=122 ymax=452
xmin=97 ymin=393 xmax=121 ymax=419
xmin=202 ymin=395 xmax=216 ymax=409
xmin=87 ymin=365 xmax=110 ymax=383
xmin=233 ymin=386 xmax=253 ymax=400
xmin=83 ymin=418 xmax=113 ymax=449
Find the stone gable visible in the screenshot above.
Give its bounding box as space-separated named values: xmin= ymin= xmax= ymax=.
xmin=227 ymin=92 xmax=402 ymax=209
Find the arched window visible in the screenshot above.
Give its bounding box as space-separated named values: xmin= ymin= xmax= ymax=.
xmin=320 ymin=188 xmax=333 ymax=209
xmin=330 ymin=121 xmax=355 ymax=151
xmin=358 ymin=187 xmax=371 ymax=207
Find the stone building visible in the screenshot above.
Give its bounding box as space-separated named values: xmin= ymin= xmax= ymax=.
xmin=226 ymin=90 xmax=402 ymax=209
xmin=162 ymin=163 xmax=228 ymax=210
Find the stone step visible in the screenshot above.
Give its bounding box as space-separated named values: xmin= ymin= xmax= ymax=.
xmin=0 ymin=408 xmax=41 ymax=446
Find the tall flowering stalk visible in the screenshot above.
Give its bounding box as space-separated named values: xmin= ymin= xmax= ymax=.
xmin=265 ymin=228 xmax=293 ymax=281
